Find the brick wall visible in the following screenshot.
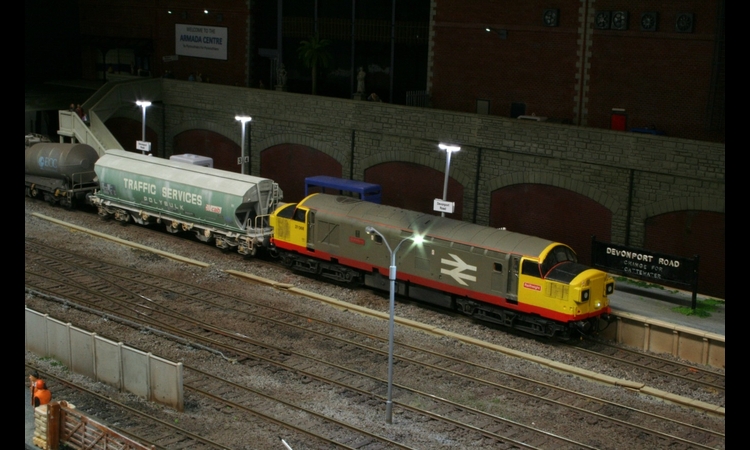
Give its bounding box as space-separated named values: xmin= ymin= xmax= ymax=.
xmin=429 ymin=0 xmax=724 ymax=142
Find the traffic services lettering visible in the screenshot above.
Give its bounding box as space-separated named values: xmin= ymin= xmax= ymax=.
xmin=123 ymin=178 xmax=202 ymax=206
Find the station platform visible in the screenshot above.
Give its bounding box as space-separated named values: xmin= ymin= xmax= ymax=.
xmin=608 ymin=278 xmax=725 ymax=337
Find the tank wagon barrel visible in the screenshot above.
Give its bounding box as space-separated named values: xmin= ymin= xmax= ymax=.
xmin=25 ymin=143 xmax=100 ymax=208
xmin=90 ymin=149 xmax=283 ymax=256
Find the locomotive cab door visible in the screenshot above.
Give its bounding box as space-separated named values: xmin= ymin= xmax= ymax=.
xmin=506 ymin=255 xmax=520 ymax=305
xmin=306 ymin=210 xmax=315 ymax=251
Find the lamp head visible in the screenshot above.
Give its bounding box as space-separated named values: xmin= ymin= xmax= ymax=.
xmin=365 ymin=226 xmax=375 ymax=235
xmin=136 ymin=101 xmax=152 ymax=108
xmin=438 ymin=143 xmax=461 ymax=153
xmin=235 ymin=115 xmax=252 ymax=123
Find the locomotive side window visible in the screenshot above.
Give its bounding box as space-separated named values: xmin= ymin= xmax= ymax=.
xmin=494 ymin=263 xmax=503 ymax=273
xmin=522 ymin=260 xmax=542 ymax=278
xmin=293 ymin=208 xmax=306 ymax=222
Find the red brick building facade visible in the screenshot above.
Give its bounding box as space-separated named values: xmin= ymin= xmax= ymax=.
xmin=429 ymin=0 xmax=724 ymax=142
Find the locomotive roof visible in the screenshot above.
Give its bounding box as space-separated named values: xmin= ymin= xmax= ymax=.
xmin=97 ymin=149 xmax=275 ymax=198
xmin=300 ymin=194 xmax=561 ymax=259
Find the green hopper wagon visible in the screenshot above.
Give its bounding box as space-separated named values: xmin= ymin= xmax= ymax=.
xmin=90 ymin=149 xmax=283 ymax=255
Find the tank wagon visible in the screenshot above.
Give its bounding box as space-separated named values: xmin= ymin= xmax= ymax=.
xmin=270 ymin=194 xmax=614 ymax=338
xmin=90 ymin=150 xmax=283 ymax=256
xmin=25 ymin=143 xmax=100 ymax=208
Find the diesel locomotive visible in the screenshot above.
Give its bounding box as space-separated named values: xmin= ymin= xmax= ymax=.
xmin=269 ymin=193 xmax=614 ymax=338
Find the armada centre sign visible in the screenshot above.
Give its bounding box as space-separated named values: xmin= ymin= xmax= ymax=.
xmin=175 ymin=24 xmax=228 ymax=60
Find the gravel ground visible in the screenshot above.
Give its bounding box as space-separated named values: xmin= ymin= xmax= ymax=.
xmin=25 ymin=198 xmax=725 ymax=449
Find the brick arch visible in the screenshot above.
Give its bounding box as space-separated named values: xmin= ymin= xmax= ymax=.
xmin=260 ymin=144 xmax=343 ymax=203
xmin=172 ymin=129 xmax=240 ymax=172
xmin=639 ymin=196 xmax=725 ymax=221
xmin=640 ymin=197 xmax=725 ymax=298
xmin=489 ymin=183 xmax=613 ymax=264
xmin=487 ymin=172 xmax=621 ymax=214
xmin=364 ymin=161 xmax=465 ymax=218
xmin=104 ymin=117 xmax=159 ymax=156
xmin=168 ymin=120 xmax=238 ymax=147
xmin=360 ymin=151 xmax=474 ymax=192
xmin=255 ymin=133 xmax=349 ymax=167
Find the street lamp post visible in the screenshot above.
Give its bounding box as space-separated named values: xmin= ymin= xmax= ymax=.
xmin=365 ymin=225 xmax=422 ymax=424
xmin=438 ymin=143 xmax=461 ymax=217
xmin=235 ymin=116 xmax=252 ymax=174
xmin=136 ymin=101 xmax=151 ymax=154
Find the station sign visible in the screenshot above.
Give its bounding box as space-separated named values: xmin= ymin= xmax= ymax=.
xmin=591 ymin=239 xmax=698 ymax=288
xmin=136 ymin=141 xmax=151 ymax=152
xmin=433 ymin=199 xmax=455 ymax=214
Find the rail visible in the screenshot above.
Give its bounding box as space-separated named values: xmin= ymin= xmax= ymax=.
xmin=33 ymin=402 xmax=153 ymax=450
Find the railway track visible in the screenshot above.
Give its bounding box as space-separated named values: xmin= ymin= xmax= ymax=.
xmin=26 ymin=366 xmax=229 ymax=450
xmin=570 ymin=337 xmax=725 ymax=393
xmin=26 ymin=238 xmax=725 ymax=449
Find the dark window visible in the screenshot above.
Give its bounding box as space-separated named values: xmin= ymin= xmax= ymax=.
xmin=276 ymin=204 xmax=295 ymax=219
xmin=540 ymin=245 xmax=577 ymax=277
xmin=510 ymin=102 xmax=526 ymax=118
xmin=522 ymin=260 xmax=541 ymax=278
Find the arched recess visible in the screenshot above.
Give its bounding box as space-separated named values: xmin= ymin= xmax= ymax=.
xmin=105 ymin=117 xmax=159 ymax=156
xmin=173 ymin=130 xmax=240 ymax=172
xmin=260 ymin=144 xmax=343 ymax=202
xmin=490 ymin=184 xmax=613 ymax=265
xmin=365 ymin=162 xmax=464 ymax=218
xmin=644 ymin=211 xmax=725 ymax=299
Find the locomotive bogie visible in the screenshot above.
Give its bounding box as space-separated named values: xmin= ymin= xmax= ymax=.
xmin=270 ymin=194 xmax=613 ymax=337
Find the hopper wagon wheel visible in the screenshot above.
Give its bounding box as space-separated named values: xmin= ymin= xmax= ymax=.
xmin=195 ymin=229 xmax=213 ymax=243
xmin=166 ymin=221 xmax=180 ymax=234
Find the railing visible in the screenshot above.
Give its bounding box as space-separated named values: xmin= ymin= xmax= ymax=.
xmin=58 ymin=78 xmax=163 ymax=156
xmin=57 ymin=110 xmax=108 ymax=154
xmin=406 ymin=90 xmax=430 ymax=107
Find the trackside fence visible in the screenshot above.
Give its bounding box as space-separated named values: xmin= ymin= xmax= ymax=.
xmin=34 ymin=401 xmax=153 ymax=450
xmin=25 ymin=307 xmax=184 ymax=411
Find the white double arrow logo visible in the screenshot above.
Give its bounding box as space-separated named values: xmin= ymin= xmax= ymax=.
xmin=440 ymin=253 xmax=477 ymax=286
